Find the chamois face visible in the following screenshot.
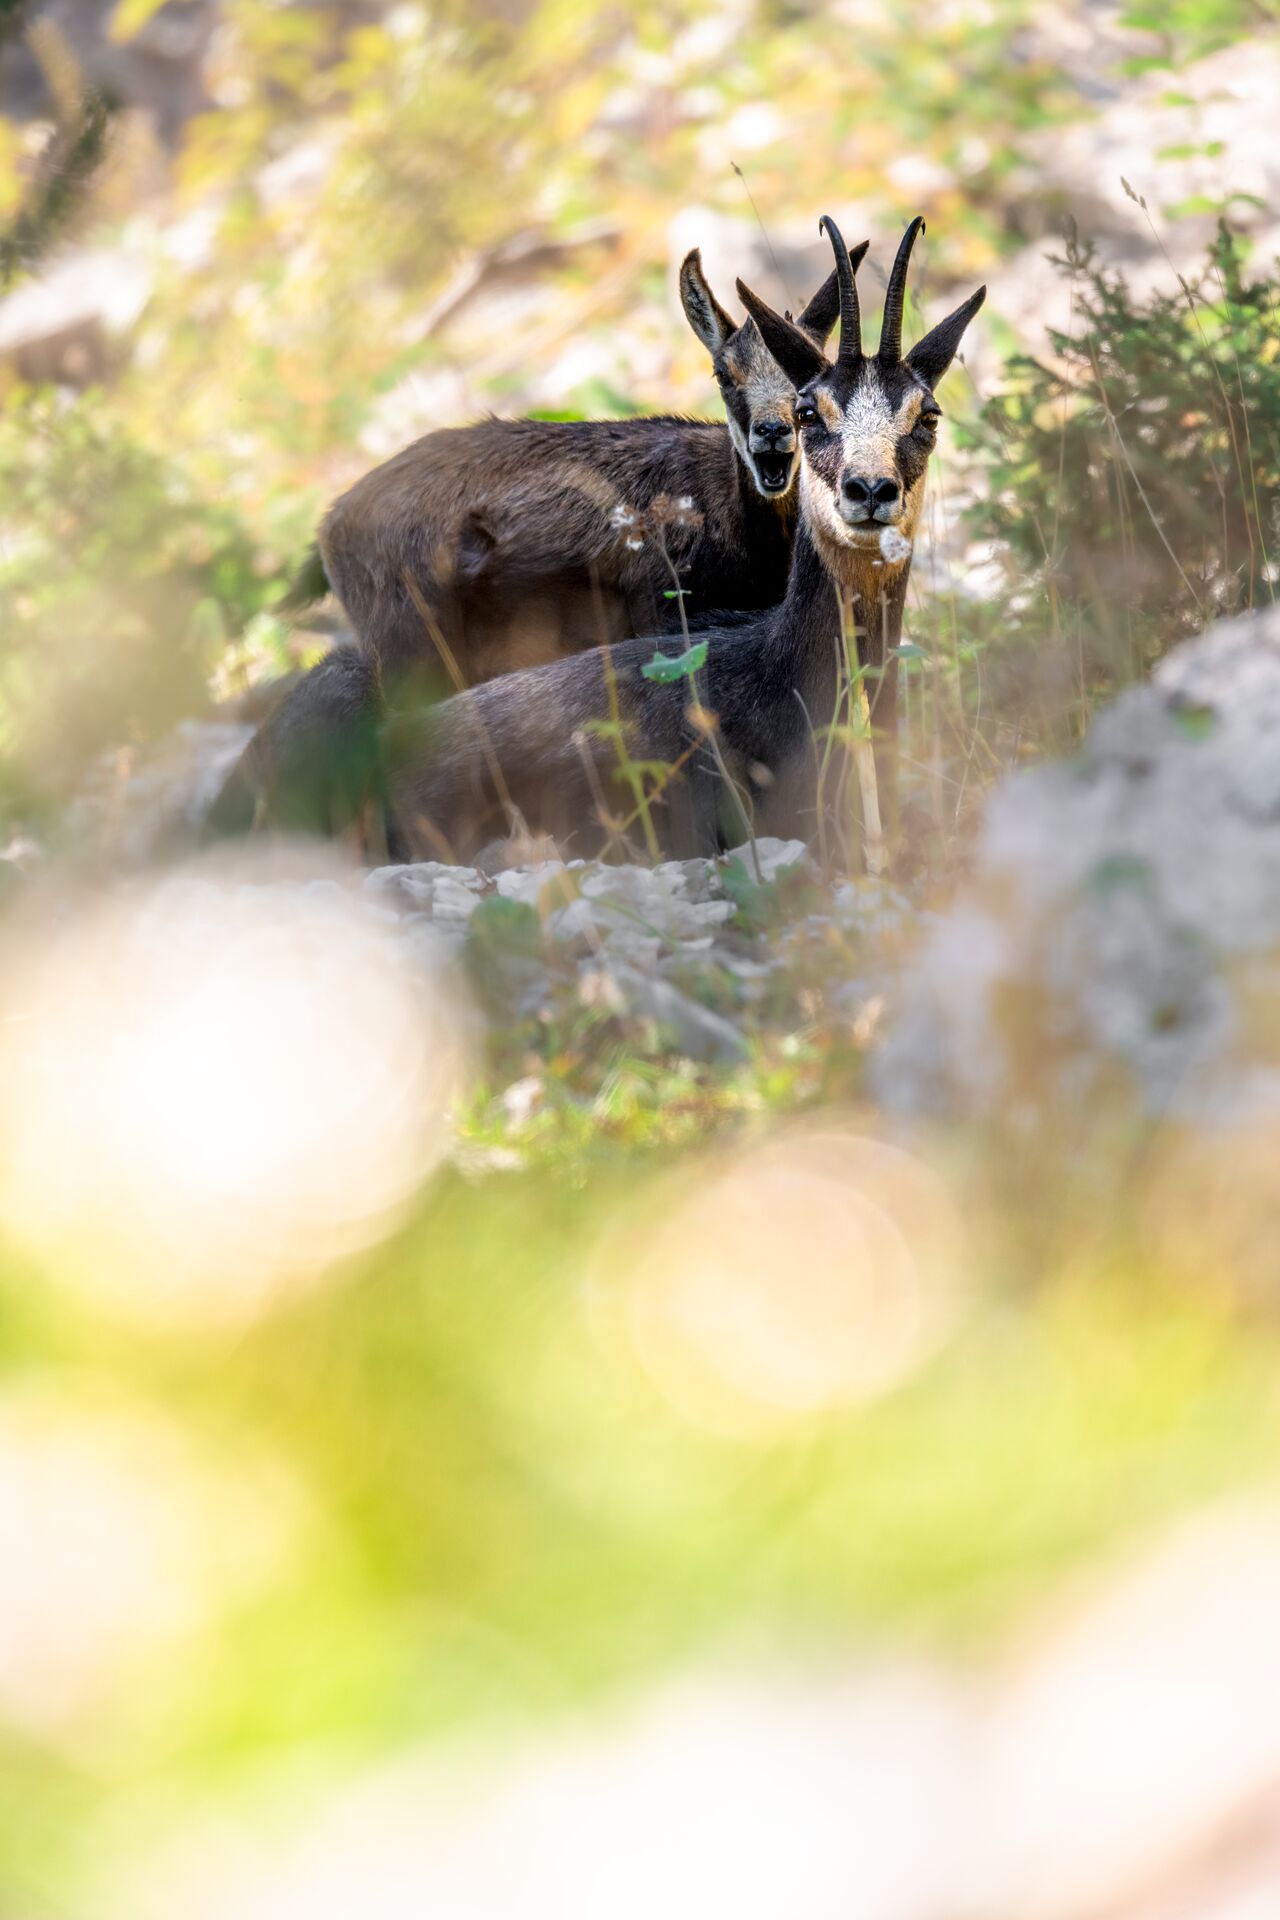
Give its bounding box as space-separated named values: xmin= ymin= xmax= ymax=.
xmin=736 ymin=215 xmax=985 ymax=556
xmin=714 ymin=315 xmax=806 ymax=497
xmin=795 ymin=358 xmax=940 ymax=552
xmin=679 ymin=249 xmax=846 ymax=501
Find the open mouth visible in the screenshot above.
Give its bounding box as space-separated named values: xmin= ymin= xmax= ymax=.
xmin=753 ymin=451 xmax=793 ymax=494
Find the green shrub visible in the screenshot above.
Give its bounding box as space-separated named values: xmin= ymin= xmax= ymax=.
xmin=971 ymin=222 xmax=1279 ymax=696
xmin=0 ymin=392 xmax=290 ymax=819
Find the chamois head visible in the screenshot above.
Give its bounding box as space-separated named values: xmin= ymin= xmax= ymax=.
xmin=678 ymin=246 xmax=857 ymax=500
xmin=737 ymin=215 xmax=985 ymax=554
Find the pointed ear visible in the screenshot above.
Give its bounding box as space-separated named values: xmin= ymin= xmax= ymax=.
xmin=794 ymin=269 xmax=840 ymax=348
xmin=792 ymin=240 xmax=869 ymax=349
xmin=679 ymin=248 xmax=736 ymax=356
xmin=904 ymin=286 xmax=986 ymax=388
xmin=735 ymin=278 xmax=830 ymax=388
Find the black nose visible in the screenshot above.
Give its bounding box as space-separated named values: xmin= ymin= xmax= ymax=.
xmin=842 ymin=475 xmax=900 ymax=509
xmin=751 ymin=418 xmax=794 ymax=450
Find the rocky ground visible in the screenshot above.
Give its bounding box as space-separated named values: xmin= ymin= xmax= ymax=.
xmin=881 ymin=600 xmax=1280 ymax=1134
xmin=366 ymin=835 xmax=909 ymax=1069
xmin=39 ymin=714 xmax=907 ymax=1091
xmin=42 ymin=596 xmax=1280 ymax=1148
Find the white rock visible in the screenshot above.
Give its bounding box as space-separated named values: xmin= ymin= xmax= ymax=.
xmin=722 ymin=837 xmax=810 ymax=883
xmin=879 ymin=602 xmax=1280 ymax=1125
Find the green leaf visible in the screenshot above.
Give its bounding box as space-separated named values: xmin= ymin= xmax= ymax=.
xmin=640 ymin=641 xmax=708 ymax=683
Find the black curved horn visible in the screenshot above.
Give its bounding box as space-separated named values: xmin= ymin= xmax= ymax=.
xmin=819 ymin=213 xmax=862 ymax=364
xmin=879 ymin=215 xmax=925 ymax=363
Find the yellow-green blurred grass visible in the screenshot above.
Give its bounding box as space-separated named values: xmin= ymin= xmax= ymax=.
xmin=1 ymin=1147 xmax=1278 ymax=1908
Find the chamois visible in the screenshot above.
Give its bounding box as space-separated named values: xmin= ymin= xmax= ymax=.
xmin=208 ymin=252 xmax=856 ymax=839
xmin=383 ymin=215 xmax=984 ymax=865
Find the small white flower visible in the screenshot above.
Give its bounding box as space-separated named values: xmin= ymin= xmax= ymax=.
xmin=677 ymin=495 xmax=694 ymax=512
xmin=878 ymin=525 xmax=913 ymax=565
xmin=610 ymin=504 xmax=639 ymax=530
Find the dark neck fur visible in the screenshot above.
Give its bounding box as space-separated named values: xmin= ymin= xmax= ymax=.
xmin=766 ymin=517 xmax=910 ymax=708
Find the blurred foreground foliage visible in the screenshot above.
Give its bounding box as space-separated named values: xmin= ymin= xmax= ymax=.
xmin=2 ymin=1145 xmax=1279 ymax=1913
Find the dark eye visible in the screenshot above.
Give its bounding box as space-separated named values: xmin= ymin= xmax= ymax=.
xmin=796 ymin=400 xmax=820 ymax=428
xmin=916 ymin=404 xmax=942 ymax=435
